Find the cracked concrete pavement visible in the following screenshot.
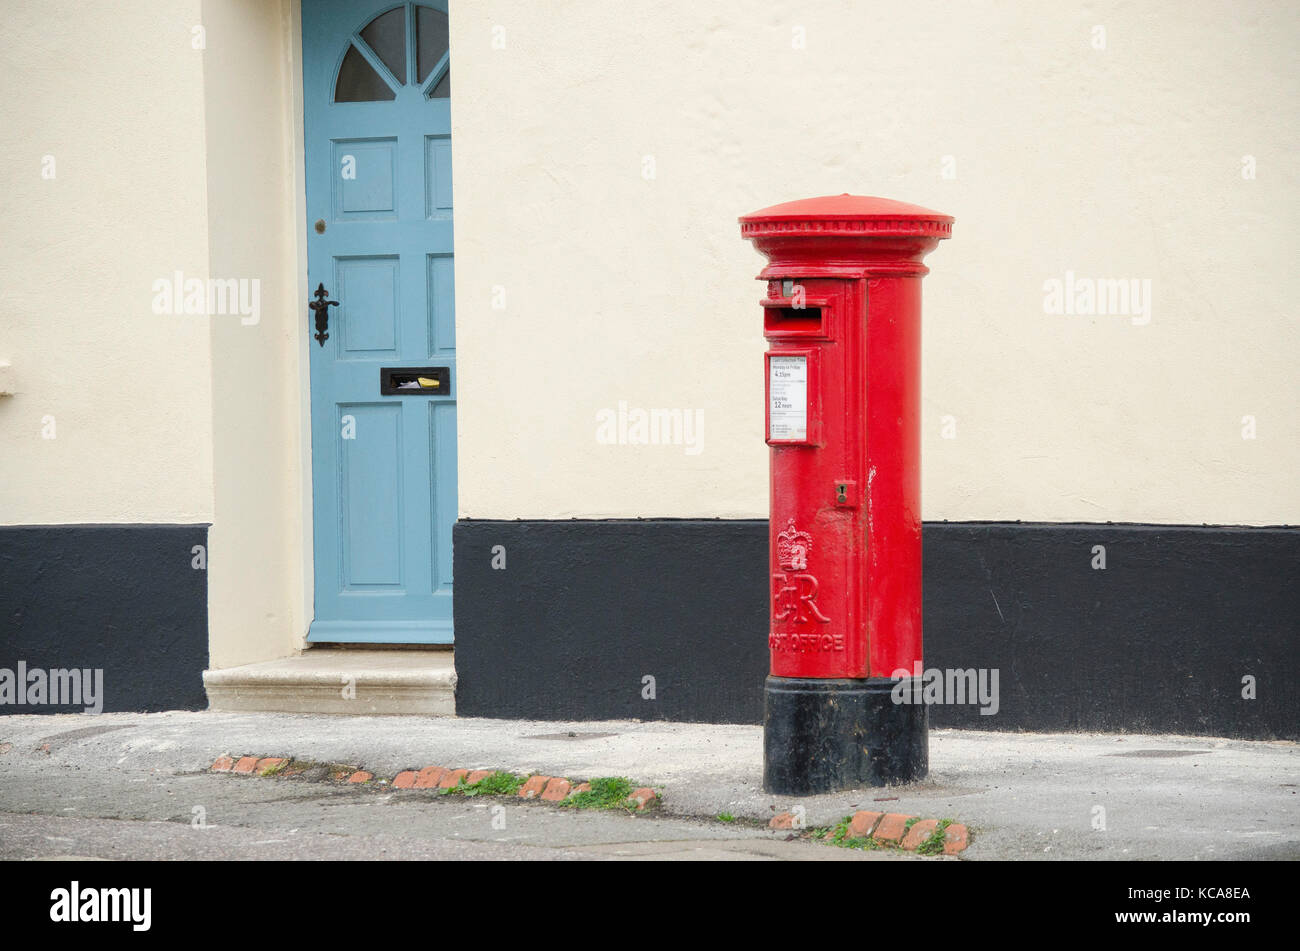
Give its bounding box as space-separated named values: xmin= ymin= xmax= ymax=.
xmin=0 ymin=711 xmax=1295 ymax=860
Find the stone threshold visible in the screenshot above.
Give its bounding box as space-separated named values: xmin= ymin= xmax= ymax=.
xmin=203 ymin=648 xmax=456 ymax=716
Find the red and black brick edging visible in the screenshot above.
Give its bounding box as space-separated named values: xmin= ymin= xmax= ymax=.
xmin=769 ymin=809 xmax=971 ymax=855
xmin=210 ymin=756 xmax=968 ymax=856
xmin=209 ymin=756 xmax=659 ymax=810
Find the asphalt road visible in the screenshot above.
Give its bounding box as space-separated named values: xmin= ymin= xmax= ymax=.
xmin=0 ymin=772 xmax=896 ymax=861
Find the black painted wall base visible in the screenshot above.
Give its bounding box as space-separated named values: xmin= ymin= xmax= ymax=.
xmin=453 ymin=520 xmax=765 ymax=723
xmin=454 ymin=519 xmax=1300 ymax=738
xmin=764 ymin=677 xmax=927 ymax=794
xmin=0 ymin=525 xmax=209 ymax=714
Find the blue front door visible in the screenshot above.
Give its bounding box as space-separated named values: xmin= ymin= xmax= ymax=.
xmin=303 ymin=0 xmax=455 ymax=643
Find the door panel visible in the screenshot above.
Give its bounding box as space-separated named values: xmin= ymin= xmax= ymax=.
xmin=304 ymin=0 xmax=455 ymax=644
xmin=340 ymin=402 xmax=403 ymax=588
xmin=333 ymin=138 xmax=398 ymax=219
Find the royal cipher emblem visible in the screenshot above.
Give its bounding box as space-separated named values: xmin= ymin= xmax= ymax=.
xmin=776 ymin=518 xmax=812 ymax=572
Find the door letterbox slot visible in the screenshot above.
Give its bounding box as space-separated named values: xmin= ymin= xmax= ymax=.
xmin=380 ymin=366 xmax=451 ymax=396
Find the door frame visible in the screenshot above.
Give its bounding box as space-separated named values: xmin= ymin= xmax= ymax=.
xmin=290 ymin=0 xmax=318 ymax=652
xmin=286 ymin=0 xmax=461 ymax=650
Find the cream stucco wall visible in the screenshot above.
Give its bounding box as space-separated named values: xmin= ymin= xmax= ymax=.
xmin=0 ymin=0 xmax=214 ymax=523
xmin=451 ymin=0 xmax=1299 ymax=525
xmin=200 ymin=0 xmax=311 ymax=667
xmin=0 ymin=1 xmax=312 ymax=669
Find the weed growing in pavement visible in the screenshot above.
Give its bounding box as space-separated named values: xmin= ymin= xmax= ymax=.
xmin=438 ymin=771 xmax=526 ymax=797
xmin=558 ymin=776 xmax=635 ymax=810
xmin=917 ymin=818 xmax=953 ymax=856
xmin=818 ymin=816 xmax=883 ymax=850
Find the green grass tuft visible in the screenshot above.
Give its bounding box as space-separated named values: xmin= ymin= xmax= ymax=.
xmin=558 ymin=776 xmax=636 ymax=810
xmin=438 ymin=771 xmax=526 ymax=797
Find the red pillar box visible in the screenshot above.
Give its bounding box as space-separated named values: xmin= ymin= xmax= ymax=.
xmin=740 ymin=195 xmax=953 ymax=794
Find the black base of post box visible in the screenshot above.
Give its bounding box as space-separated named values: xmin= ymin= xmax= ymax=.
xmin=763 ymin=676 xmax=928 ymax=795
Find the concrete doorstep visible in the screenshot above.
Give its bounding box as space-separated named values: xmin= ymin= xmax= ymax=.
xmin=203 ymin=650 xmax=455 ymax=716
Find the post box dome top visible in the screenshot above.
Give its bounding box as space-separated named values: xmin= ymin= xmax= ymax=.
xmin=740 ymin=194 xmax=953 ymax=240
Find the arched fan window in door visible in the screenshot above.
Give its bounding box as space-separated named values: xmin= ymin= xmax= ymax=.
xmin=335 ymin=3 xmax=450 ymax=103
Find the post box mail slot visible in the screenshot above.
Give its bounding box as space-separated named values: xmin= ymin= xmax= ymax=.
xmin=380 ymin=366 xmax=451 ymax=396
xmin=763 ymin=305 xmax=823 ymax=336
xmin=762 ymin=296 xmax=834 ymax=340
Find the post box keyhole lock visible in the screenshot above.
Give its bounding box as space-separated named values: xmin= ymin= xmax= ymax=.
xmin=833 ymin=480 xmax=857 ymax=507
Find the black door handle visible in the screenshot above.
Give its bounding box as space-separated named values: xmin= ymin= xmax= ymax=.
xmin=309 ymin=283 xmax=338 ymax=346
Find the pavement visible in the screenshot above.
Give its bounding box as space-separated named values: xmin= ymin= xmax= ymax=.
xmin=0 ymin=710 xmax=1296 ymax=861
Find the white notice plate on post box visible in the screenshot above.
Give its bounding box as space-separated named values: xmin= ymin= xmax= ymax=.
xmin=769 ymin=355 xmax=808 ymax=441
